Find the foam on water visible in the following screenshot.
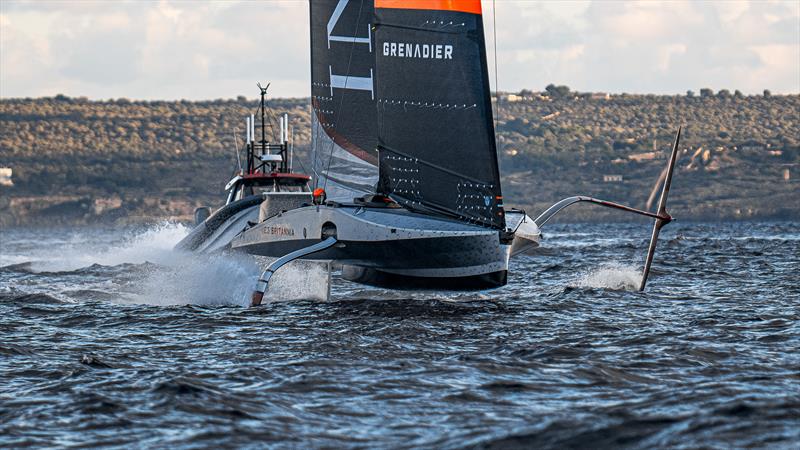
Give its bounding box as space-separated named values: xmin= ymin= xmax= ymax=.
xmin=3 ymin=222 xmax=332 ymax=307
xmin=130 ymin=256 xmax=333 ymax=307
xmin=0 ymin=222 xmax=257 ymax=306
xmin=572 ymin=262 xmax=641 ymax=290
xmin=263 ymin=260 xmax=332 ymax=303
xmin=128 ymin=252 xmax=262 ymax=307
xmin=27 ymin=222 xmax=191 ymax=272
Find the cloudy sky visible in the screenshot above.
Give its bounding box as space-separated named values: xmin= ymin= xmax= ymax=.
xmin=1 ymin=0 xmax=798 ymax=100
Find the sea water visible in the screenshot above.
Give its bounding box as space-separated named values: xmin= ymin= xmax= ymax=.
xmin=1 ymin=221 xmax=798 ymax=448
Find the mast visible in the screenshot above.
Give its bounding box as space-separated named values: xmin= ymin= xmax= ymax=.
xmin=259 ymin=82 xmax=268 ymax=157
xmin=310 ymin=0 xmax=379 ymax=200
xmin=241 ymin=83 xmax=292 ymax=174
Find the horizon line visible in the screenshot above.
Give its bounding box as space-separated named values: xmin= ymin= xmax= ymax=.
xmin=2 ymin=89 xmax=798 ymax=103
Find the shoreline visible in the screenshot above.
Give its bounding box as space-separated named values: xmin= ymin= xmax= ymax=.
xmin=1 ymin=194 xmax=797 ymax=229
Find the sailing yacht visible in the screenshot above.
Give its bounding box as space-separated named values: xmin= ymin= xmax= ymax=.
xmin=227 ymin=0 xmax=679 ymax=305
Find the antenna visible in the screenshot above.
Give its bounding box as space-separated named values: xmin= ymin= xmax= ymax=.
xmin=250 ymin=114 xmax=255 ymax=145
xmin=245 ymin=116 xmax=252 ymax=173
xmin=283 ymin=113 xmax=288 ymax=143
xmin=289 ymin=125 xmax=294 ymax=172
xmin=232 ymin=127 xmax=242 ymax=173
xmin=283 ymin=113 xmax=289 ymax=172
xmin=245 ymin=116 xmax=251 ymax=144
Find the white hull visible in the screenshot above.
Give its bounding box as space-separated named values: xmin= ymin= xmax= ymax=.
xmin=231 ymin=204 xmax=539 ymax=289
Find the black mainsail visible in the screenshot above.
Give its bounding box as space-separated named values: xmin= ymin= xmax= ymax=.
xmin=311 ymin=0 xmax=504 ymax=229
xmin=373 ymin=0 xmax=505 ymax=229
xmin=310 ymin=0 xmax=379 ymax=201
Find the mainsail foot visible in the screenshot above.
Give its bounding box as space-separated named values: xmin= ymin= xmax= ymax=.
xmin=533 ymin=127 xmax=683 ymax=291
xmin=250 ymin=236 xmax=339 ymax=307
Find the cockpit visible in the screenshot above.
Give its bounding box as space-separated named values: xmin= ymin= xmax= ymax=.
xmin=226 ymin=174 xmax=311 ymax=204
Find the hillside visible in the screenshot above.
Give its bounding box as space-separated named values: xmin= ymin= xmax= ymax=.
xmin=0 ymin=90 xmax=797 ymax=226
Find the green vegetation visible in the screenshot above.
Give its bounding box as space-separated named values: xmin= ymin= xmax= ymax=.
xmin=495 ymin=90 xmax=798 ymax=221
xmin=1 ymin=90 xmax=797 ymax=226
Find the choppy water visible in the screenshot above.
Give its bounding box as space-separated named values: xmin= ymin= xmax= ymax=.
xmin=1 ymin=221 xmax=798 ymax=448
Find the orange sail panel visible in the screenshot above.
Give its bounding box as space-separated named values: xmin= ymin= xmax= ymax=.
xmin=375 ymin=0 xmax=482 ymax=15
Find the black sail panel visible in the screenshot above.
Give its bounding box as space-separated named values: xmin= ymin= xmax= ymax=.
xmin=310 ymin=0 xmax=378 ymax=201
xmin=373 ymin=0 xmax=505 ymax=229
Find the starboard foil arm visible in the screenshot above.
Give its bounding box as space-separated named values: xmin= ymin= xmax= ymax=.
xmin=533 ymin=127 xmax=682 ymax=291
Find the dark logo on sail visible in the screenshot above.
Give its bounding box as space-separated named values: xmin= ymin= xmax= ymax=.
xmin=382 ymin=42 xmax=453 ymax=60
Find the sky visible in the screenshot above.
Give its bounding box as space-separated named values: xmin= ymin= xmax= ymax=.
xmin=1 ymin=0 xmax=798 ymax=100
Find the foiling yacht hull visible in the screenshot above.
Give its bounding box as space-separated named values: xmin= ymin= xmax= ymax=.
xmin=175 ymin=196 xmax=262 ymax=253
xmin=230 ymin=204 xmax=540 ymax=290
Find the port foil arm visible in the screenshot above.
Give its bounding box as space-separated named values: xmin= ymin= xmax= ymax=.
xmin=533 ymin=127 xmax=682 ymax=292
xmin=533 ymin=196 xmax=663 ymax=228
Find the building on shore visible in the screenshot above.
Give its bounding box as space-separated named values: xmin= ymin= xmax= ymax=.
xmin=0 ymin=168 xmax=13 ymax=186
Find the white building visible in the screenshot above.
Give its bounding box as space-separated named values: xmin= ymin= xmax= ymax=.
xmin=0 ymin=168 xmax=12 ymax=186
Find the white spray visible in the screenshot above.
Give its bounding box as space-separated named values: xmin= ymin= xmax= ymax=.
xmin=572 ymin=262 xmax=641 ymax=291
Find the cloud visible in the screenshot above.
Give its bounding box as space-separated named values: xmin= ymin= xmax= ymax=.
xmin=52 ymin=9 xmax=145 ymax=85
xmin=486 ymin=0 xmax=799 ymax=94
xmin=0 ymin=0 xmax=797 ymax=99
xmin=1 ymin=0 xmax=309 ymax=99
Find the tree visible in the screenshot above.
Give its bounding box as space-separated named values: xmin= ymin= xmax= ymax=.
xmin=734 ymin=90 xmax=743 ymax=98
xmin=699 ymin=88 xmax=714 ymax=98
xmin=545 ymin=84 xmax=571 ymax=98
xmin=717 ymin=89 xmax=731 ymax=99
xmin=686 ymin=90 xmax=695 ymax=98
xmin=763 ymin=89 xmax=772 ymax=98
